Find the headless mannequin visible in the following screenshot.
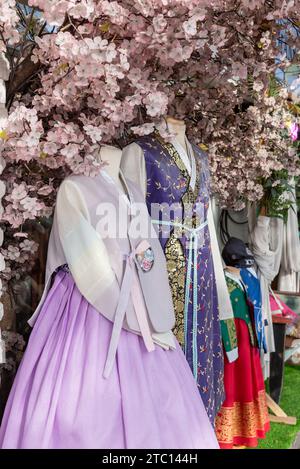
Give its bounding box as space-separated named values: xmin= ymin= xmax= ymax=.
xmin=225 ymin=266 xmax=241 ymax=276
xmin=163 ymin=116 xmax=194 ymax=178
xmin=120 ymin=116 xmax=193 ymax=196
xmin=164 ymin=116 xmax=188 ymax=153
xmin=120 ymin=118 xmax=235 ymax=361
xmin=54 ymin=144 xmax=128 ymax=312
xmin=100 ymin=145 xmax=125 ymax=193
xmin=224 ymin=266 xmax=243 ymax=291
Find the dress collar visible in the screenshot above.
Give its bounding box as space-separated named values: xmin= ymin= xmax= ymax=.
xmin=154 ymin=133 xmax=198 ymax=193
xmin=100 ymin=168 xmax=133 ymax=208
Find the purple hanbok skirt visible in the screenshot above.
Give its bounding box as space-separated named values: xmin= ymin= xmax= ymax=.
xmin=0 ymin=269 xmax=218 ymax=449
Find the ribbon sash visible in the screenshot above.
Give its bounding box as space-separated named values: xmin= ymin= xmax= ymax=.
xmin=103 ymin=241 xmax=155 ymax=379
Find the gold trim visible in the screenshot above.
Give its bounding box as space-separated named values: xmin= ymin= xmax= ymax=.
xmin=228 ymin=318 xmax=238 ymax=350
xmin=164 ymin=234 xmax=186 ymax=346
xmin=215 ymin=390 xmax=269 ymax=445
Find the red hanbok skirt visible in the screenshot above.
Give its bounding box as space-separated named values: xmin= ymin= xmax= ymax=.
xmin=215 ymin=318 xmax=270 ymax=449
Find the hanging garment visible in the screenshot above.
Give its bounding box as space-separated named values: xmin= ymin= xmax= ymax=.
xmin=215 ymin=272 xmax=270 ymax=449
xmin=121 ymin=134 xmax=236 ymax=424
xmin=239 ymin=268 xmax=267 ymax=353
xmin=248 ymin=213 xmax=284 ymax=378
xmin=269 ymin=291 xmax=298 ymax=321
xmin=278 ymin=181 xmax=300 ymax=293
xmin=0 ymin=171 xmax=219 ymax=449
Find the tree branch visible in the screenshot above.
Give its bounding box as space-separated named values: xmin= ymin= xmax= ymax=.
xmin=6 ymin=56 xmax=41 ymax=106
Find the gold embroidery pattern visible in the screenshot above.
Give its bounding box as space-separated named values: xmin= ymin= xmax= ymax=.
xmin=248 ymin=324 xmax=256 ymax=348
xmin=227 ymin=280 xmax=237 ymax=295
xmin=164 ymin=233 xmax=186 ymax=346
xmin=224 ymin=318 xmax=238 ymax=351
xmin=215 ymin=390 xmax=269 ymax=445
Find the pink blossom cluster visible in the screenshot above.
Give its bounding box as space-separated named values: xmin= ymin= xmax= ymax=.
xmin=289 ymin=122 xmax=299 ymax=142
xmin=0 ymin=0 xmax=299 ymax=284
xmin=0 ymin=0 xmax=20 ymax=52
xmin=3 ymin=181 xmax=50 ymax=228
xmin=1 ymin=236 xmax=39 ymax=285
xmin=208 ymin=94 xmax=300 ymax=209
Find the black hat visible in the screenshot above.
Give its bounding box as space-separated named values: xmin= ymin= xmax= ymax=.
xmin=222 ymin=237 xmax=255 ymax=268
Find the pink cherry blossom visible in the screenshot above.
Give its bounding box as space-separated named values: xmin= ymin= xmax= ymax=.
xmin=0 ymin=0 xmax=299 ymax=290
xmin=60 ymin=143 xmax=81 ymax=159
xmin=13 ymin=232 xmax=28 ymax=238
xmin=143 ymin=91 xmax=169 ymax=117
xmin=132 ymin=123 xmax=155 ymax=136
xmin=290 ymin=123 xmax=299 ymax=142
xmin=37 ymin=185 xmax=54 ymax=196
xmin=10 ymin=184 xmax=27 ymax=202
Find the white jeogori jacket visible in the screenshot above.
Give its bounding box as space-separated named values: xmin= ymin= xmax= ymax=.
xmin=28 ymin=170 xmax=176 ymax=378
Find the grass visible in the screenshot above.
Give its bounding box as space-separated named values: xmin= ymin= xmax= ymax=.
xmin=257 ymin=365 xmax=300 ymax=449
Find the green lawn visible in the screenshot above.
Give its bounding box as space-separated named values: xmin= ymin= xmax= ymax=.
xmin=257 ymin=365 xmax=300 ymax=449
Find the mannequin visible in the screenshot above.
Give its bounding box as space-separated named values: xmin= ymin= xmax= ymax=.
xmin=164 ymin=116 xmax=188 ymax=154
xmin=100 ymin=145 xmax=124 ymax=191
xmin=225 ymin=265 xmax=241 ymax=277
xmin=121 ymin=117 xmax=236 ymax=424
xmin=215 ymin=238 xmax=270 ymax=449
xmin=119 ymin=118 xmax=195 ymax=196
xmin=163 ymin=117 xmax=194 ymax=178
xmin=0 ymin=143 xmax=219 ymax=449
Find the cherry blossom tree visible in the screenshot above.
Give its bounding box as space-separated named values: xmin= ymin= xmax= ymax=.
xmin=0 ymin=0 xmax=300 ymax=292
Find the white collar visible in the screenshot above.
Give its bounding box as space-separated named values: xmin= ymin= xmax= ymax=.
xmin=248 ymin=266 xmax=258 ymax=278
xmin=225 ymin=270 xmax=244 ymax=289
xmin=100 ymin=169 xmax=131 ymax=207
xmin=171 ymin=138 xmax=196 ymax=190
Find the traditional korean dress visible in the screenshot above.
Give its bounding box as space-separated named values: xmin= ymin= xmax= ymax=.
xmin=121 ymin=134 xmax=236 ymax=423
xmin=215 ymin=270 xmax=270 ymax=449
xmin=0 ymin=170 xmax=219 ymax=449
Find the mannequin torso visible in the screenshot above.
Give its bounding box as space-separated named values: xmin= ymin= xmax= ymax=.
xmin=224 ymin=266 xmax=243 ymax=290
xmin=120 ymin=116 xmax=236 ymax=422
xmin=225 ymin=266 xmax=241 ymax=276
xmin=163 ymin=116 xmax=194 ymax=179
xmin=100 ymin=145 xmax=125 ymax=193
xmin=164 ymin=116 xmax=188 ymax=153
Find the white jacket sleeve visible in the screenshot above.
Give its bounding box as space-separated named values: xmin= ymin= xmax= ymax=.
xmin=56 ymin=179 xmax=117 ymax=308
